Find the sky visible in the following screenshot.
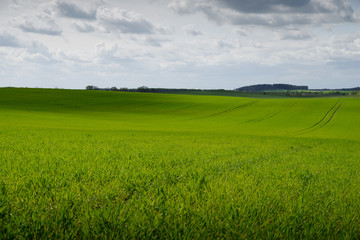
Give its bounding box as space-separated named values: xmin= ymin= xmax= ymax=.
xmin=0 ymin=0 xmax=359 ymax=89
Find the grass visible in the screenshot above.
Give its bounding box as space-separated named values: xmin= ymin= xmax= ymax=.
xmin=0 ymin=88 xmax=359 ymax=239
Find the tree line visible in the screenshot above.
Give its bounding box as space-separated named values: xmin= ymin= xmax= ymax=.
xmin=234 ymin=84 xmax=308 ymax=92
xmin=86 ymin=85 xmax=211 ymax=93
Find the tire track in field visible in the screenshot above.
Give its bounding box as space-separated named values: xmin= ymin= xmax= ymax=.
xmin=195 ymin=100 xmax=260 ymax=120
xmin=304 ymin=101 xmax=340 ymax=129
xmin=243 ymin=101 xmax=297 ymax=124
xmin=323 ymin=102 xmax=343 ymax=125
xmin=295 ymin=100 xmax=343 ymax=135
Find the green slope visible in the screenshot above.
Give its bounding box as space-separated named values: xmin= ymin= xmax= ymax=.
xmin=0 ymin=88 xmax=359 ymax=140
xmin=1 ymin=88 xmax=360 ymax=239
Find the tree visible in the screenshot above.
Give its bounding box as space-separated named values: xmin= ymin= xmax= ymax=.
xmin=137 ymin=86 xmax=149 ymax=92
xmin=86 ymin=85 xmax=99 ymax=90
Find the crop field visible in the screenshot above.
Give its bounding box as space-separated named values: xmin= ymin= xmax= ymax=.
xmin=0 ymin=88 xmax=360 ymax=239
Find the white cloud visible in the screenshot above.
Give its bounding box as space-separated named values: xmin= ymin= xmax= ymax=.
xmin=234 ymin=29 xmax=248 ymax=37
xmin=12 ymin=1 xmax=62 ymax=36
xmin=74 ymin=23 xmax=96 ymax=33
xmin=354 ymin=38 xmax=360 ymax=48
xmin=183 ymin=24 xmax=202 ymax=36
xmin=280 ymin=31 xmax=313 ymax=40
xmin=95 ymin=42 xmax=135 ymax=65
xmin=144 ymin=37 xmax=163 ymax=47
xmin=97 ymin=7 xmax=157 ymax=34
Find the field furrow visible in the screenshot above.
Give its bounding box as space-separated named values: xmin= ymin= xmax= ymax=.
xmin=295 ymin=100 xmax=344 ymax=136
xmin=197 ymin=100 xmax=259 ymax=119
xmin=323 ymin=101 xmax=343 ymax=125
xmin=244 ymin=101 xmax=297 ymax=124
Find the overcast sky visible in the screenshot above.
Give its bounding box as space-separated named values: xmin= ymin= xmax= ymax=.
xmin=0 ymin=0 xmax=359 ymax=89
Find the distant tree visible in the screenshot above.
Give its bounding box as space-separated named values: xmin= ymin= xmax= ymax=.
xmin=110 ymin=86 xmax=118 ymax=91
xmin=137 ymin=86 xmax=149 ymax=90
xmin=119 ymin=88 xmax=129 ymax=92
xmin=86 ymin=85 xmax=99 ymax=90
xmin=137 ymin=86 xmax=149 ymax=92
xmin=235 ymin=84 xmax=308 ymax=92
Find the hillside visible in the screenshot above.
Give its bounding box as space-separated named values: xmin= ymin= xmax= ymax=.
xmin=1 ymin=88 xmax=360 ymax=239
xmin=0 ymin=88 xmax=359 ymax=140
xmin=235 ymin=84 xmax=308 ymax=92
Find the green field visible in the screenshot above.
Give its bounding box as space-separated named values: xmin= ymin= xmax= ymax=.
xmin=1 ymin=88 xmax=360 ymax=239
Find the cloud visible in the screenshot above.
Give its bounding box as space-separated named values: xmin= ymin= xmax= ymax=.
xmin=12 ymin=2 xmax=62 ymax=36
xmin=168 ymin=0 xmax=197 ymax=15
xmin=0 ymin=31 xmax=21 ymax=47
xmin=97 ymin=7 xmax=156 ymax=34
xmin=144 ymin=37 xmax=163 ymax=47
xmin=216 ymin=0 xmax=312 ymax=14
xmin=169 ymin=0 xmax=358 ymax=26
xmin=56 ymin=50 xmax=92 ymax=64
xmin=74 ymin=23 xmax=96 ymax=32
xmin=0 ymin=0 xmax=10 ymax=10
xmin=183 ymin=24 xmax=202 ymax=36
xmin=234 ymin=29 xmax=248 ymax=37
xmin=18 ymin=20 xmax=62 ymax=35
xmin=96 ymin=42 xmax=132 ymax=64
xmin=216 ymin=39 xmax=234 ymax=48
xmin=0 ymin=40 xmax=57 ymax=64
xmin=19 ymin=41 xmax=56 ymax=63
xmin=281 ymin=31 xmax=313 ymax=40
xmin=55 ymin=1 xmax=97 ymax=20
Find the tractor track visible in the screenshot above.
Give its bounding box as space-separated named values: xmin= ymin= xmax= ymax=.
xmin=295 ymin=100 xmax=343 ymax=135
xmin=324 ymin=102 xmax=343 ymax=125
xmin=194 ymin=100 xmax=260 ymax=120
xmin=244 ymin=102 xmax=297 ymax=124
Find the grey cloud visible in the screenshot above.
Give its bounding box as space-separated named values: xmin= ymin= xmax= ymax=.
xmin=219 ymin=0 xmax=355 ymax=16
xmin=281 ymin=32 xmax=312 ymax=40
xmin=0 ymin=0 xmax=10 ymax=11
xmin=74 ymin=23 xmax=95 ymax=32
xmin=169 ymin=0 xmax=358 ymax=26
xmin=168 ymin=0 xmax=197 ymax=14
xmin=186 ymin=29 xmax=202 ymax=36
xmin=217 ymin=0 xmax=311 ymax=13
xmin=18 ymin=21 xmax=62 ymax=35
xmin=0 ymin=32 xmax=21 ymax=47
xmin=168 ymin=2 xmax=226 ymax=24
xmin=333 ymin=0 xmax=356 ymax=21
xmin=55 ymin=1 xmax=97 ymax=20
xmin=96 ymin=42 xmax=136 ymax=65
xmin=327 ymin=60 xmax=360 ymax=70
xmin=183 ymin=24 xmax=202 ymax=36
xmin=97 ymin=7 xmax=155 ymax=34
xmin=200 ymin=5 xmax=226 ymax=24
xmin=14 ymin=40 xmax=57 ymax=64
xmin=157 ymin=26 xmax=174 ymax=35
xmin=235 ymin=29 xmax=248 ymax=37
xmin=216 ymin=40 xmax=234 ymax=48
xmin=228 ymin=14 xmax=315 ymax=26
xmin=26 ymin=41 xmax=52 ymax=57
xmin=145 ymin=37 xmax=163 ymax=47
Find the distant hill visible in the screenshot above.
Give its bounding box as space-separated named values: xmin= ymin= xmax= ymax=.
xmin=311 ymin=87 xmax=360 ymax=91
xmin=235 ymin=84 xmax=308 ymax=92
xmin=83 ymin=84 xmax=358 ymax=98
